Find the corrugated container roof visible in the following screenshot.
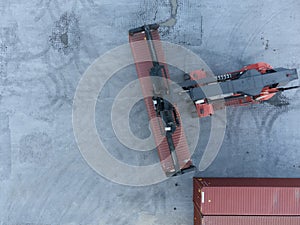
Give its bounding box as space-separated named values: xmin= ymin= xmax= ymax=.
xmin=201 ymin=216 xmax=300 ymax=225
xmin=194 ymin=178 xmax=300 ymax=216
xmin=129 ymin=30 xmax=193 ymax=175
xmin=195 ymin=177 xmax=300 ymax=187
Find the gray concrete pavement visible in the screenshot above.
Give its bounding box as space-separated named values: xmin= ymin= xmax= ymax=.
xmin=1 ymin=0 xmax=300 ymax=224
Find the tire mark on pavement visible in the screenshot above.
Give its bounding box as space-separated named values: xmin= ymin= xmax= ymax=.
xmin=227 ymin=10 xmax=253 ymax=57
xmin=10 ymin=157 xmax=77 ymax=222
xmin=265 ymin=105 xmax=289 ymax=138
xmin=57 ymin=176 xmax=97 ymax=223
xmin=33 ymin=158 xmax=78 ymax=223
xmin=239 ymin=3 xmax=297 ymax=61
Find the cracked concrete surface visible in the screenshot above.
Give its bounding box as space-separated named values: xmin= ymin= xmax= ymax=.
xmin=0 ymin=0 xmax=300 ymax=224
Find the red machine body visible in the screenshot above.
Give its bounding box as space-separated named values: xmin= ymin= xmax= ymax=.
xmin=187 ymin=62 xmax=298 ymax=118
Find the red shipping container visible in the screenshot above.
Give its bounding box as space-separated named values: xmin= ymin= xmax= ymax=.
xmin=193 ymin=178 xmax=300 ymax=216
xmin=194 ymin=204 xmax=202 ymax=225
xmin=129 ymin=28 xmax=193 ymax=175
xmin=200 ymin=216 xmax=300 ymax=225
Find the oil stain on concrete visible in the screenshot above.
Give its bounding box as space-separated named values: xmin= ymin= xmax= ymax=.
xmin=49 ymin=12 xmax=80 ymax=55
xmin=18 ymin=132 xmax=52 ymax=165
xmin=0 ymin=23 xmax=19 ymax=79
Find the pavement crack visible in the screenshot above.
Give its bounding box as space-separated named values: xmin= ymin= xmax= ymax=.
xmin=153 ymin=7 xmax=158 ymax=22
xmin=200 ymin=15 xmax=203 ymax=45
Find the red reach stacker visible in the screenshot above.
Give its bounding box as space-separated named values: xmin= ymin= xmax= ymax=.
xmin=129 ymin=24 xmax=298 ymax=176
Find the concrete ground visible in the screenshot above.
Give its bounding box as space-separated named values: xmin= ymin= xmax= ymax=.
xmin=1 ymin=0 xmax=300 ymax=224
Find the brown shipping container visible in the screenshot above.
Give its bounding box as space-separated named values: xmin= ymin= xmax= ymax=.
xmin=194 ymin=205 xmax=202 ymax=225
xmin=201 ymin=216 xmax=300 ymax=225
xmin=193 ymin=178 xmax=300 ymax=216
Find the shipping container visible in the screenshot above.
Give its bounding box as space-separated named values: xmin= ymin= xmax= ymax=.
xmin=194 ymin=204 xmax=201 ymax=225
xmin=193 ymin=178 xmax=300 ymax=216
xmin=129 ymin=29 xmax=193 ymax=176
xmin=200 ymin=216 xmax=300 ymax=225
